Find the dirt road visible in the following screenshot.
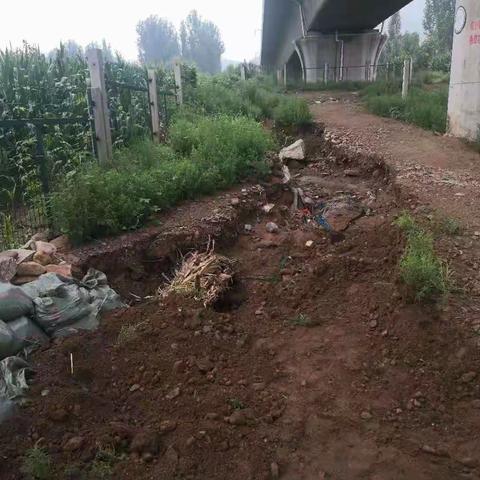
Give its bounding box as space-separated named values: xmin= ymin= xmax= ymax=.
xmin=1 ymin=94 xmax=480 ymax=480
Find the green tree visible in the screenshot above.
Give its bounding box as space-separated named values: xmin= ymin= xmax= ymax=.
xmin=383 ymin=12 xmax=402 ymax=64
xmin=423 ymin=0 xmax=455 ymax=52
xmin=422 ymin=0 xmax=455 ymax=71
xmin=180 ymin=11 xmax=225 ymax=74
xmin=136 ymin=16 xmax=180 ymax=65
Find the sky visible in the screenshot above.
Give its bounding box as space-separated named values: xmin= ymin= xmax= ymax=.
xmin=0 ymin=0 xmax=264 ymax=62
xmin=0 ymin=0 xmax=425 ymax=63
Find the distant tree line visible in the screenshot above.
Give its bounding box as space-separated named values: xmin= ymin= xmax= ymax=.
xmin=136 ymin=10 xmax=225 ymax=74
xmin=46 ymin=10 xmax=225 ymax=75
xmin=382 ymin=0 xmax=455 ymax=72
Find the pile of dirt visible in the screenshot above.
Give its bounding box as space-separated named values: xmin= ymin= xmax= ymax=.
xmin=1 ymin=131 xmax=480 ymax=480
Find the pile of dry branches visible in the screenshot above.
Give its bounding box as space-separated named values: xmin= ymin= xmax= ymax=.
xmin=159 ymin=243 xmax=235 ymax=307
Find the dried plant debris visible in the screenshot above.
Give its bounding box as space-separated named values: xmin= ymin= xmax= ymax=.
xmin=159 ymin=243 xmax=235 ymax=307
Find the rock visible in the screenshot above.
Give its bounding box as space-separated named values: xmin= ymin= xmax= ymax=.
xmin=360 ymin=411 xmax=373 ymax=420
xmin=49 ymin=235 xmax=71 ymax=253
xmin=165 ymin=446 xmax=179 ymax=465
xmin=271 ymin=462 xmax=280 ymax=479
xmin=129 ymin=384 xmax=141 ymax=392
xmin=0 ymin=256 xmax=17 ymax=282
xmin=173 ymin=360 xmax=185 ymax=374
xmin=160 ymin=420 xmax=177 ymax=433
xmin=369 ymin=320 xmax=378 ymax=329
xmin=130 ymin=430 xmax=160 ymax=455
xmin=344 ymin=168 xmax=361 ymax=177
xmin=460 ymin=372 xmax=477 ymax=383
xmin=279 ymin=139 xmax=306 ymax=162
xmin=0 ymin=250 xmax=18 ymax=259
xmin=196 ymin=357 xmax=214 ymax=373
xmin=226 ymin=408 xmax=255 ymax=426
xmin=231 ymin=197 xmax=241 ymax=206
xmin=16 ymin=261 xmax=46 ymax=277
xmin=205 ymin=413 xmax=219 ymax=420
xmin=323 ymin=195 xmax=365 ymax=232
xmin=266 ymin=222 xmax=279 ymax=234
xmin=33 ymin=252 xmax=53 ymax=266
xmin=45 ymin=264 xmax=73 ymax=277
xmin=11 ymin=275 xmax=41 ymax=285
xmin=166 ymin=387 xmax=181 ymax=400
xmin=48 ymin=408 xmax=69 ymax=422
xmin=262 ymin=204 xmax=275 ymax=214
xmin=64 ymin=436 xmax=85 ymax=452
xmin=253 ymin=382 xmax=266 ymax=391
xmin=472 ymin=399 xmax=480 ymax=409
xmin=6 ymin=249 xmax=35 ymax=264
xmin=34 ymin=240 xmax=57 ymax=257
xmin=245 ymin=224 xmax=253 ymax=232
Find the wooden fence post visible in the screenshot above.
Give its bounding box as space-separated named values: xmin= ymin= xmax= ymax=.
xmin=86 ymin=48 xmax=113 ymax=165
xmin=174 ymin=61 xmax=183 ymax=106
xmin=147 ymin=69 xmax=162 ymax=144
xmin=402 ymin=58 xmax=410 ymax=100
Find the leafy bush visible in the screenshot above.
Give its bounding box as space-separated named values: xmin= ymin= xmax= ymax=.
xmin=21 ymin=448 xmax=52 ymax=480
xmin=395 ymin=213 xmax=450 ymax=303
xmin=273 ymin=96 xmax=313 ymax=128
xmin=52 ymin=116 xmax=274 ymax=242
xmin=362 ymin=84 xmax=448 ymax=133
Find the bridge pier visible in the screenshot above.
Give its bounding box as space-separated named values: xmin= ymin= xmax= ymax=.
xmin=294 ymin=31 xmax=386 ymax=84
xmin=447 ymin=0 xmax=480 ymax=141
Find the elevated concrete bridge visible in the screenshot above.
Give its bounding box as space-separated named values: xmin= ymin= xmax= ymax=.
xmin=261 ymin=0 xmax=414 ymax=83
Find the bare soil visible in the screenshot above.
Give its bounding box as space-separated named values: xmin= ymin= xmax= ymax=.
xmin=1 ymin=105 xmax=480 ymax=480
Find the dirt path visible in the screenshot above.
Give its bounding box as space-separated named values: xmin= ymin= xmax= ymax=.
xmin=1 ymin=107 xmax=480 ymax=479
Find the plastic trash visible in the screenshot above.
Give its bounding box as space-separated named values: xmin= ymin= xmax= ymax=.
xmin=81 ymin=269 xmax=124 ymax=312
xmin=0 ymin=356 xmax=32 ymax=422
xmin=0 ymin=321 xmax=24 ymax=360
xmin=0 ymin=284 xmax=34 ymax=322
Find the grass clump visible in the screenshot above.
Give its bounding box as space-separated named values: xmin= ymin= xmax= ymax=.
xmin=273 ymin=96 xmax=313 ymax=128
xmin=290 ymin=313 xmax=313 ymax=327
xmin=21 ymin=448 xmax=52 ymax=480
xmin=395 ymin=212 xmax=450 ymax=303
xmin=52 ymin=116 xmax=274 ymax=243
xmin=361 ymin=83 xmax=448 ymax=133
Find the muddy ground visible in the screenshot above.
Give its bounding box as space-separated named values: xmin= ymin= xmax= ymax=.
xmin=1 ymin=126 xmax=480 ymax=480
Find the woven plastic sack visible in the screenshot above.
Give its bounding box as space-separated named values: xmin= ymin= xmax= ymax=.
xmin=0 ymin=284 xmax=34 ymax=323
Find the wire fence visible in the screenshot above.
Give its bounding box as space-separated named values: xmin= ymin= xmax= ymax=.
xmin=0 ymin=49 xmax=183 ymax=250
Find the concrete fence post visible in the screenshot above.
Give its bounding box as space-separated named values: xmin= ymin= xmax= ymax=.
xmin=402 ymin=59 xmax=410 ymax=100
xmin=324 ymin=63 xmax=328 ymax=84
xmin=86 ymin=48 xmax=113 ymax=165
xmin=409 ymin=57 xmax=414 ymax=83
xmin=147 ymin=69 xmax=162 ymax=144
xmin=174 ymin=61 xmax=183 ymax=105
xmin=240 ymin=64 xmax=247 ymax=81
xmin=283 ymin=64 xmax=287 ymax=88
xmin=386 ymin=62 xmax=390 ymax=82
xmin=277 ymin=69 xmax=283 ymax=86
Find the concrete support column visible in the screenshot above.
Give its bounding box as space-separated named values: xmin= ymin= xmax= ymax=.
xmin=296 ymin=31 xmax=386 ymax=84
xmin=447 ymin=0 xmax=480 ymax=140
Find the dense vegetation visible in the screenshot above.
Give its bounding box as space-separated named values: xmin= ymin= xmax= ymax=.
xmin=0 ymin=42 xmax=312 ymax=245
xmin=361 ymin=81 xmax=448 ymax=133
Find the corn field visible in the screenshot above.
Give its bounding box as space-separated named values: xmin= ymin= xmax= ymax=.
xmin=0 ymin=42 xmax=186 ymax=249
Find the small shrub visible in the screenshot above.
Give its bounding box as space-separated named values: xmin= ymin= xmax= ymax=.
xmin=396 ymin=215 xmax=450 ymax=303
xmin=21 ymin=448 xmax=52 ymax=480
xmin=229 ymin=398 xmax=245 ymax=410
xmin=52 ymin=117 xmax=273 ymax=243
xmin=273 ymin=97 xmax=313 ymax=128
xmin=290 ymin=313 xmax=312 ymax=327
xmin=433 ymin=215 xmax=461 ymax=236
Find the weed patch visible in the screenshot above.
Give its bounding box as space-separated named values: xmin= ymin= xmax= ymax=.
xmin=290 ymin=313 xmax=313 ymax=327
xmin=21 ymin=448 xmax=52 ymax=480
xmin=52 ymin=116 xmax=274 ymax=243
xmin=273 ymin=96 xmax=313 ymax=128
xmin=395 ymin=213 xmax=450 ymax=303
